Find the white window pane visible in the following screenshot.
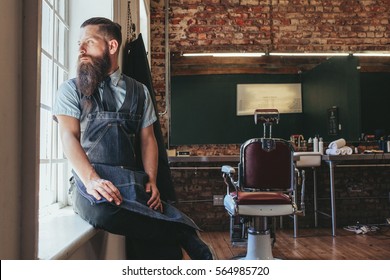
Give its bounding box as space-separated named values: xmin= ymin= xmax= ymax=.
xmin=56 ymin=66 xmax=67 ymax=89
xmin=55 ymin=162 xmax=69 ymax=205
xmin=41 ymin=1 xmax=53 ymax=55
xmin=40 ymin=54 xmax=53 ymax=107
xmin=53 ymin=121 xmax=65 ymax=159
xmin=40 ymin=109 xmax=52 ymax=160
xmin=56 ymin=20 xmax=68 ymax=66
xmin=39 ymin=163 xmax=56 ymax=208
xmin=40 ymin=0 xmax=69 ymax=210
xmin=56 ymin=0 xmax=67 ymax=20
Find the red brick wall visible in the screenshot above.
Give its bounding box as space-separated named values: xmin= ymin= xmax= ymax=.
xmin=151 ymin=0 xmax=390 ymax=148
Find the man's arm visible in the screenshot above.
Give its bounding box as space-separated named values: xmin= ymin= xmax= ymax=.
xmin=56 ymin=115 xmax=122 ymax=205
xmin=140 ymin=124 xmax=162 ymax=212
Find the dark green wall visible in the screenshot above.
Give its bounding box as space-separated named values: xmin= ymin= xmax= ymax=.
xmin=302 ymin=56 xmax=361 ymax=142
xmin=170 ymin=57 xmax=363 ymax=145
xmin=170 ymin=74 xmax=302 ymax=145
xmin=360 ymin=72 xmax=390 ymax=138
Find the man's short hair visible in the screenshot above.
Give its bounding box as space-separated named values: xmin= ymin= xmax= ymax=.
xmin=81 ymin=17 xmax=122 ymax=48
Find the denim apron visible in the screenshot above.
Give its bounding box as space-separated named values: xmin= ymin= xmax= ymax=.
xmin=71 ymin=75 xmax=199 ymax=230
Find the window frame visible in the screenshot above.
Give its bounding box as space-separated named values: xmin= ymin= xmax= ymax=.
xmin=39 ymin=0 xmax=70 ymax=216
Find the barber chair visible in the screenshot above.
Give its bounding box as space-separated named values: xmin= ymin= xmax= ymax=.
xmin=221 ymin=109 xmax=305 ymax=260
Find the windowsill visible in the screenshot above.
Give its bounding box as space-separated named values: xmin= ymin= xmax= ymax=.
xmin=38 ymin=206 xmax=99 ymax=260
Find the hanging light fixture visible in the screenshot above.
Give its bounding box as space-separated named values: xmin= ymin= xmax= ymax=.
xmin=353 ymin=52 xmax=390 ymax=57
xmin=182 ymin=52 xmax=390 ymax=57
xmin=269 ymin=52 xmax=350 ymax=56
xmin=182 ymin=52 xmax=266 ymax=57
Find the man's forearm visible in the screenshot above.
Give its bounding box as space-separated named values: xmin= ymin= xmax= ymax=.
xmin=60 ymin=130 xmax=99 ymax=184
xmin=140 ymin=129 xmax=158 ymax=184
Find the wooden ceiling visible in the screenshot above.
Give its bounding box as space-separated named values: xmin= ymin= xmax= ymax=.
xmin=170 ymin=52 xmax=390 ymax=76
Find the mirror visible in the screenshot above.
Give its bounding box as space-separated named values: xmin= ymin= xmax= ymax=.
xmin=169 ymin=54 xmax=390 ymax=146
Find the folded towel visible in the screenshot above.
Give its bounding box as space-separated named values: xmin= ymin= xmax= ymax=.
xmin=326 ymin=146 xmax=353 ymax=155
xmin=328 ymin=138 xmax=346 ymax=149
xmin=326 ymin=148 xmax=341 ymax=155
xmin=339 ymin=146 xmax=353 ymax=155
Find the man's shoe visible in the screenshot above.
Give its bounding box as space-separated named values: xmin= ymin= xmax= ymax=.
xmin=178 ymin=228 xmax=216 ymax=260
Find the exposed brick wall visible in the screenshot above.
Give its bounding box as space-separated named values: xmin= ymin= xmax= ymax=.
xmin=170 ymin=162 xmax=233 ymax=231
xmin=149 ymin=0 xmax=390 ymax=230
xmin=151 ymin=0 xmax=390 ymax=145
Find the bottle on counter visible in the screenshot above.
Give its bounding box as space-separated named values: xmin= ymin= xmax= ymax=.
xmin=313 ymin=136 xmax=319 ymax=152
xmin=307 ymin=137 xmax=313 ymax=151
xmin=301 ymin=140 xmax=308 ymax=151
xmin=379 ymin=137 xmax=386 ymax=152
xmin=387 ymin=136 xmax=390 ymax=153
xmin=319 ymin=137 xmax=324 ymax=155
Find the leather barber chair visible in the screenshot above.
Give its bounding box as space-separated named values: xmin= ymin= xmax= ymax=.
xmin=221 ymin=109 xmax=305 ymax=260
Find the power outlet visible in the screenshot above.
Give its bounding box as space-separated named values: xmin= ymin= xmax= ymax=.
xmin=213 ymin=195 xmax=224 ymax=206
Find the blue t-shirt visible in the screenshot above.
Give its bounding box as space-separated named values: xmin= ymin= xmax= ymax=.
xmin=52 ymin=68 xmax=157 ymax=129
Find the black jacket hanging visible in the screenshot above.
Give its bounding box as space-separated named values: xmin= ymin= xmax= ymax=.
xmin=122 ymin=34 xmax=176 ymax=202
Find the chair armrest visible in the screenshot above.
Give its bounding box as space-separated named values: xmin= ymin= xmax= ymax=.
xmin=221 ymin=165 xmax=238 ymax=194
xmin=221 ymin=165 xmax=235 ymax=175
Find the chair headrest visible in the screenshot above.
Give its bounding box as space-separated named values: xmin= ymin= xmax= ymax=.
xmin=254 ymin=109 xmax=279 ymax=125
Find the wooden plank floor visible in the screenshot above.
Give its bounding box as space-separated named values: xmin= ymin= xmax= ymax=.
xmin=195 ymin=228 xmax=390 ymax=260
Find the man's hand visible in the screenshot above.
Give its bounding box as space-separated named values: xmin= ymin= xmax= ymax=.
xmin=145 ymin=182 xmax=163 ymax=212
xmin=85 ymin=178 xmax=123 ymax=206
xmin=56 ymin=115 xmax=124 ymax=206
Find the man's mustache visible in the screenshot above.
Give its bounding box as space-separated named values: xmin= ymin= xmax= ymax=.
xmin=79 ymin=54 xmax=92 ymax=62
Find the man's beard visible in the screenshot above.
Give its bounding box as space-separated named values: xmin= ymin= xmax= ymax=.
xmin=76 ymin=48 xmax=111 ymax=96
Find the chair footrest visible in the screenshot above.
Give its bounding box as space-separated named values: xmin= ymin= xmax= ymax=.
xmin=224 ymin=194 xmax=294 ymax=216
xmin=237 ymin=204 xmax=294 ymax=216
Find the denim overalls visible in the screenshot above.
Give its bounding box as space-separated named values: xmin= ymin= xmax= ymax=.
xmin=71 ymin=75 xmax=198 ymax=242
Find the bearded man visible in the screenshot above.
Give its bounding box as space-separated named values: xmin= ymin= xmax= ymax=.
xmin=53 ymin=17 xmax=214 ymax=260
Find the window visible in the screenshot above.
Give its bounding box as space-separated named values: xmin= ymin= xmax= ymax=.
xmin=39 ymin=0 xmax=69 ymax=215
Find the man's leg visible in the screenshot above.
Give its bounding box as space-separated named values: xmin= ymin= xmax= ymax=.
xmin=126 ymin=237 xmax=183 ymax=260
xmin=177 ymin=226 xmax=216 ymax=260
xmin=73 ymin=189 xmax=213 ymax=260
xmin=73 ymin=188 xmax=176 ymax=240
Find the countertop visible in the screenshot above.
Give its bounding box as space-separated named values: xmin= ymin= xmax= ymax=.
xmin=322 ymin=153 xmax=390 ymax=161
xmin=168 ymin=155 xmax=240 ymax=163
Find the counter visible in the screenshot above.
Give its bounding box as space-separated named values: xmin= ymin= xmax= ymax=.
xmin=322 ymin=153 xmax=390 ymax=162
xmin=168 ymin=156 xmax=239 ymax=163
xmin=322 ymin=153 xmax=390 ymax=236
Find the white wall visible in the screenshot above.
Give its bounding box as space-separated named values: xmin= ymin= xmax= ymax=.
xmin=0 ymin=0 xmax=22 ymax=260
xmin=0 ymin=0 xmax=40 ymax=259
xmin=66 ymin=232 xmax=126 ymax=260
xmin=68 ymin=0 xmax=113 ymax=78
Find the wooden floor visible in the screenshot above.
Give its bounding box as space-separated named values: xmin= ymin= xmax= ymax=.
xmin=196 ymin=227 xmax=390 ymax=260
